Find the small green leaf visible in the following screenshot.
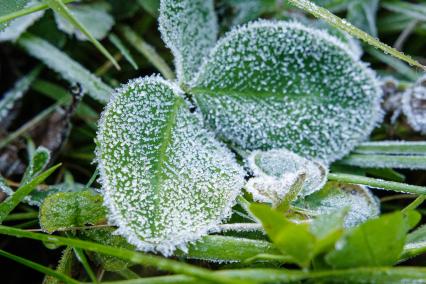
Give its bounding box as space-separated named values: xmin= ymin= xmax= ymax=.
xmin=43 ymin=0 xmax=119 ymax=69
xmin=53 ymin=2 xmax=114 ymax=41
xmin=39 ymin=191 xmax=107 ymax=233
xmin=310 ymin=209 xmax=345 ymax=254
xmin=21 ymin=146 xmax=50 ymax=186
xmin=159 ymin=0 xmax=218 ymax=84
xmin=17 ymin=33 xmax=113 ymax=103
xmin=191 ymin=21 xmax=382 ymax=163
xmin=26 ymin=182 xmax=90 ymax=207
xmin=294 ymin=181 xmax=379 ymax=227
xmin=250 ymin=203 xmax=316 ymax=267
xmin=97 ymin=76 xmax=245 ymax=255
xmin=325 ymin=211 xmax=412 ymax=268
xmin=43 ymin=247 xmax=74 ymax=284
xmin=137 ymin=0 xmax=159 ymax=16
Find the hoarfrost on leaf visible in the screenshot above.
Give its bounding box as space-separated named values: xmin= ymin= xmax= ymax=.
xmin=97 ymin=76 xmax=245 ymax=256
xmin=159 ymin=0 xmax=218 ymax=84
xmin=294 ymin=181 xmax=380 ymax=227
xmin=402 ymin=74 xmax=426 ymax=134
xmin=191 ymin=21 xmax=382 ymax=164
xmin=54 ymin=2 xmax=114 ymax=41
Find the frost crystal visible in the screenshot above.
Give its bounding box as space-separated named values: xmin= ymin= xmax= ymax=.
xmin=294 ymin=181 xmax=380 ymax=227
xmin=18 ymin=33 xmax=113 ymax=103
xmin=159 ymin=0 xmax=218 ymax=84
xmin=402 ymin=74 xmax=426 ymax=134
xmin=54 ymin=2 xmax=114 ymax=41
xmin=192 ymin=21 xmax=382 ymax=164
xmin=97 ymin=76 xmax=245 ymax=256
xmin=247 ymin=149 xmax=328 ymax=199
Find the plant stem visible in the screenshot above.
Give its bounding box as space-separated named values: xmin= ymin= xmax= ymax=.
xmin=403 ymin=195 xmax=426 ymax=212
xmin=0 ymin=226 xmax=244 ymax=284
xmin=0 ymin=0 xmax=77 ymax=24
xmin=0 ymin=249 xmax=79 ymax=284
xmin=328 ymin=173 xmax=426 ymax=195
xmin=339 ymin=154 xmax=426 ymax=170
xmin=3 ymin=212 xmax=39 ymax=222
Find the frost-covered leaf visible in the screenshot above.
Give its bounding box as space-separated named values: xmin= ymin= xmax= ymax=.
xmin=402 ymin=75 xmax=426 ymax=134
xmin=21 ymin=146 xmax=50 ymax=186
xmin=17 ymin=33 xmax=113 ymax=103
xmin=54 ymin=2 xmax=114 ymax=41
xmin=39 ymin=191 xmax=107 ymax=233
xmin=79 ymin=228 xmax=133 ymax=271
xmin=0 ymin=67 xmax=41 ymax=127
xmin=159 ymin=0 xmax=218 ymax=84
xmin=0 ymin=0 xmax=30 ymax=31
xmin=247 ymin=149 xmax=328 ymax=197
xmin=0 ymin=175 xmax=14 ymax=197
xmin=347 ymin=0 xmax=379 ymax=37
xmin=97 ymin=76 xmax=245 ymax=256
xmin=0 ymin=1 xmax=44 ymax=42
xmin=26 ymin=182 xmax=90 ymax=207
xmin=191 ymin=21 xmax=382 ymax=164
xmin=294 ymin=181 xmax=380 ymax=227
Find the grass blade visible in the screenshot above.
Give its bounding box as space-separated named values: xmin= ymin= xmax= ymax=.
xmin=0 ymin=164 xmax=61 ymax=222
xmin=43 ymin=0 xmax=120 ymax=70
xmin=354 ymin=141 xmax=426 ymax=155
xmin=0 ymin=249 xmax=79 ymax=284
xmin=72 ymin=247 xmax=98 ymax=283
xmin=109 ymin=34 xmax=138 ymax=70
xmin=339 ymin=154 xmax=426 ymax=170
xmin=286 ymin=0 xmax=426 ymax=71
xmin=328 ymin=173 xmax=426 ymax=195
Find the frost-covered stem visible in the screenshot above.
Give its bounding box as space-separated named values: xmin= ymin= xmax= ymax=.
xmin=339 ymin=154 xmax=426 ymax=170
xmin=286 ymin=0 xmax=425 ymax=70
xmin=96 ymin=267 xmax=426 ymax=284
xmin=0 ymin=249 xmax=79 ymax=284
xmin=118 ymin=25 xmax=175 ymax=80
xmin=0 ymin=226 xmax=241 ymax=284
xmin=328 ymin=173 xmax=426 ymax=195
xmin=354 ymin=141 xmax=426 ymax=155
xmin=0 ymin=0 xmax=77 ymax=25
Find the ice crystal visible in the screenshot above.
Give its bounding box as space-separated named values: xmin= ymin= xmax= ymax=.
xmin=0 ymin=1 xmax=43 ymax=42
xmin=191 ymin=21 xmax=382 ymax=164
xmin=294 ymin=181 xmax=380 ymax=227
xmin=18 ymin=33 xmax=113 ymax=103
xmin=54 ymin=2 xmax=114 ymax=41
xmin=97 ymin=76 xmax=245 ymax=256
xmin=402 ymin=74 xmax=426 ymax=134
xmin=159 ymin=0 xmax=218 ymax=84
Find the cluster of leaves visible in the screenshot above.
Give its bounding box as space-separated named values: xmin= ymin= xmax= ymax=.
xmin=0 ymin=0 xmax=426 ymax=283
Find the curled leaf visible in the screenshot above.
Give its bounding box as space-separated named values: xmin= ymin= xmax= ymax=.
xmin=191 ymin=21 xmax=382 ymax=163
xmin=97 ymin=76 xmax=244 ymax=255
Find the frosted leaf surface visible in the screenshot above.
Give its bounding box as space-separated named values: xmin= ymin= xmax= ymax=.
xmin=21 ymin=146 xmax=50 ymax=186
xmin=191 ymin=21 xmax=382 ymax=164
xmin=0 ymin=0 xmax=29 ymax=31
xmin=294 ymin=181 xmax=380 ymax=227
xmin=26 ymin=183 xmax=90 ymax=207
xmin=54 ymin=2 xmax=114 ymax=41
xmin=97 ymin=76 xmax=245 ymax=256
xmin=159 ymin=0 xmax=218 ymax=84
xmin=0 ymin=67 xmax=40 ymax=127
xmin=17 ymin=33 xmax=113 ymax=103
xmin=0 ymin=1 xmax=44 ymax=42
xmin=247 ymin=149 xmax=328 ymax=197
xmin=402 ymin=75 xmax=426 ymax=134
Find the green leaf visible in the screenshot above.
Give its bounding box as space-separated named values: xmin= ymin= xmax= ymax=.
xmin=250 ymin=203 xmax=316 ymax=267
xmin=159 ymin=0 xmax=218 ymax=84
xmin=0 ymin=0 xmax=44 ymax=41
xmin=0 ymin=66 xmax=41 ymax=126
xmin=137 ymin=0 xmax=160 ymax=16
xmin=43 ymin=0 xmax=119 ymax=69
xmin=407 ymin=225 xmax=426 ymax=244
xmin=347 ymin=0 xmax=379 ymax=37
xmin=17 ymin=33 xmax=113 ymax=103
xmin=79 ymin=228 xmax=134 ymax=271
xmin=310 ymin=209 xmax=345 ymax=254
xmin=0 ymin=0 xmax=30 ymax=30
xmin=39 ymin=191 xmax=107 ymax=233
xmin=247 ymin=149 xmax=328 ymax=199
xmin=53 ymin=2 xmax=114 ymax=41
xmin=325 ymin=211 xmax=412 ymax=268
xmin=97 ymin=76 xmax=245 ymax=256
xmin=286 ymin=0 xmax=426 ymax=70
xmin=43 ymin=247 xmax=75 ymax=284
xmin=21 ymin=146 xmax=50 ymax=186
xmin=294 ymin=181 xmax=379 ymax=227
xmin=0 ymin=164 xmax=61 ymax=223
xmin=191 ymin=21 xmax=382 ymax=164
